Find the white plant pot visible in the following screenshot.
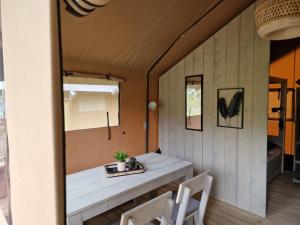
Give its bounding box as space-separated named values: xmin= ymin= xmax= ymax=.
xmin=125 ymin=157 xmax=131 ymax=163
xmin=117 ymin=162 xmax=126 ymax=172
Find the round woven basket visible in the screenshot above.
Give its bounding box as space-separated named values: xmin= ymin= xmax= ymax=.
xmin=255 ymin=0 xmax=300 ymax=40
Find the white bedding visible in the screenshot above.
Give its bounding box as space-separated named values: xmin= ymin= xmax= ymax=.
xmin=268 ymin=147 xmax=282 ymax=162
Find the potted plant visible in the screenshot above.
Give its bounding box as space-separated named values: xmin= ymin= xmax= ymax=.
xmin=114 ymin=151 xmax=128 ymax=172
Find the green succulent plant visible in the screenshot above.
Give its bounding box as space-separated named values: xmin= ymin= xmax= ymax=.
xmin=114 ymin=151 xmax=128 ymax=162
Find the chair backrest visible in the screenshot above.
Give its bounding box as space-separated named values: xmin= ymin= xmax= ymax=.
xmin=120 ymin=191 xmax=174 ymax=225
xmin=175 ymin=171 xmax=213 ymax=225
xmin=0 ymin=209 xmax=8 ymax=225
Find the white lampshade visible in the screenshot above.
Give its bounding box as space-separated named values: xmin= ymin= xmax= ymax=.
xmin=255 ymin=0 xmax=300 ymax=40
xmin=148 ymin=101 xmax=157 ymax=111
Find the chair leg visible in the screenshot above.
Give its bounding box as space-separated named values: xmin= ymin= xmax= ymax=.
xmin=185 ymin=217 xmax=193 ymax=225
xmin=193 ymin=213 xmax=203 ymax=225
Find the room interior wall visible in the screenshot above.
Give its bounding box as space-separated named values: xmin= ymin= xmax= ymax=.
xmin=64 ymin=61 xmax=147 ymax=174
xmin=268 ymin=38 xmax=300 ymax=155
xmin=1 ymin=0 xmax=65 ymax=224
xmin=159 ymin=4 xmax=269 ymax=217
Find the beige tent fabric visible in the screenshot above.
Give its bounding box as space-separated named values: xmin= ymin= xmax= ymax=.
xmin=61 ymin=0 xmax=255 ymax=77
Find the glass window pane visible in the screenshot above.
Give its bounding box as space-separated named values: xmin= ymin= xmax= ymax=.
xmin=63 ymin=77 xmax=119 ymax=131
xmin=0 ymin=6 xmax=11 ymax=223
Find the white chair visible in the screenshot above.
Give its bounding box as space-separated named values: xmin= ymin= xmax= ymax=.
xmin=111 ymin=191 xmax=174 ymax=225
xmin=0 ymin=208 xmax=8 ymax=225
xmin=171 ymin=171 xmax=213 ymax=225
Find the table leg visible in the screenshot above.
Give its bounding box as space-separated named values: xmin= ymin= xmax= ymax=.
xmin=187 ymin=167 xmax=193 ymax=180
xmin=67 ymin=214 xmax=83 ymax=225
xmin=185 ymin=217 xmax=194 ymax=225
xmin=179 ymin=167 xmax=194 ymax=183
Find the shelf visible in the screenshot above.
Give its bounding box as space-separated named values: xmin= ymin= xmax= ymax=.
xmin=295 ymin=160 xmax=300 ymax=164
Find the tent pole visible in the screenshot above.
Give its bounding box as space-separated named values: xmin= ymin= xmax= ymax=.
xmin=146 ymin=73 xmax=149 ymax=153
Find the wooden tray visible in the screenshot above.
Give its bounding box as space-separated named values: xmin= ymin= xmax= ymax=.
xmin=104 ymin=162 xmax=145 ymax=178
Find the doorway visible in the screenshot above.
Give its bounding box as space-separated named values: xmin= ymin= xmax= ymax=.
xmin=267 ymin=77 xmax=287 ymax=182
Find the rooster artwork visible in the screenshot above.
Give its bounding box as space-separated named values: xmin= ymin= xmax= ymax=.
xmin=217 ymin=88 xmax=244 ymax=129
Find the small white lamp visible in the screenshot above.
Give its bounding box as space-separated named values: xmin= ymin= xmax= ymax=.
xmin=148 ymin=101 xmax=157 ymax=111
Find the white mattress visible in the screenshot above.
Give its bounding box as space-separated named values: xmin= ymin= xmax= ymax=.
xmin=268 ymin=147 xmax=281 ymax=162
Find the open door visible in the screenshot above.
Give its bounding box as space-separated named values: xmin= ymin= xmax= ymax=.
xmin=268 ymin=76 xmax=287 ymax=174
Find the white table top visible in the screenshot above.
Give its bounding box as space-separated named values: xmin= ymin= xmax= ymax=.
xmin=67 ymin=153 xmax=193 ymax=217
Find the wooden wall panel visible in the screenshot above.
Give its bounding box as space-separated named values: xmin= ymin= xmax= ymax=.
xmin=159 ymin=73 xmax=169 ymax=155
xmin=168 ymin=67 xmax=176 ymax=157
xmin=175 ymin=61 xmax=185 ymax=159
xmin=184 ymin=53 xmax=195 ymax=162
xmin=202 ymin=37 xmax=215 ymax=173
xmin=251 ymin=22 xmax=269 ymax=217
xmin=212 ymin=27 xmax=226 ymax=200
xmin=237 ymin=4 xmax=255 ymax=211
xmin=224 ymin=16 xmax=240 ymax=206
xmin=192 ymin=46 xmax=204 ymax=173
xmin=158 ymin=3 xmax=269 ymax=217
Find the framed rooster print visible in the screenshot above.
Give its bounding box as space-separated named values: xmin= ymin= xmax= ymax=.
xmin=217 ymin=88 xmax=244 ymax=129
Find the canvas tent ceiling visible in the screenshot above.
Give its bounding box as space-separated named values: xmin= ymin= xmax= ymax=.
xmin=60 ymin=0 xmax=255 ymax=77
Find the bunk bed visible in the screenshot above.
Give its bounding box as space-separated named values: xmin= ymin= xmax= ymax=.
xmin=267 ymin=141 xmax=282 ymax=183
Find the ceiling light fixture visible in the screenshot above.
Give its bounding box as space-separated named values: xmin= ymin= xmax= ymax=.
xmin=255 ymin=0 xmax=300 ymax=40
xmin=64 ymin=0 xmax=111 ymax=17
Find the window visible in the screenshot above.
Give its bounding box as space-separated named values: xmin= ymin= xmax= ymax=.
xmin=0 ymin=81 xmax=10 ymax=225
xmin=0 ymin=6 xmax=11 ymax=223
xmin=63 ymin=77 xmax=119 ymax=131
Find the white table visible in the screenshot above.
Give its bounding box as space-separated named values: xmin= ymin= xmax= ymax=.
xmin=67 ymin=153 xmax=193 ymax=225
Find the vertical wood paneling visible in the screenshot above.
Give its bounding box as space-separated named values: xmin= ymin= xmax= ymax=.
xmin=159 ymin=76 xmax=163 ymax=152
xmin=192 ymin=46 xmax=204 ymax=174
xmin=168 ymin=67 xmax=176 ymax=157
xmin=212 ymin=27 xmax=227 ymax=200
xmin=175 ymin=61 xmax=185 ymax=159
xmin=251 ymin=24 xmax=270 ymax=218
xmin=224 ymin=16 xmax=240 ymax=205
xmin=237 ymin=4 xmax=255 ymax=211
xmin=203 ymin=37 xmax=215 ymax=172
xmin=158 ymin=3 xmax=269 ymax=217
xmin=159 ymin=72 xmax=169 ymax=155
xmin=184 ymin=53 xmax=195 ymax=162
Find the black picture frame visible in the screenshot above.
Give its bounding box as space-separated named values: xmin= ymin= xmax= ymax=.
xmin=185 ymin=75 xmax=203 ymax=131
xmin=217 ymin=88 xmax=244 ymax=129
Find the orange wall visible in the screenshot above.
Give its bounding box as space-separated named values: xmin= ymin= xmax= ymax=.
xmin=66 ymin=127 xmax=119 ymax=174
xmin=269 ymin=38 xmax=300 ymax=155
xmin=65 ymin=72 xmax=148 ymax=174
